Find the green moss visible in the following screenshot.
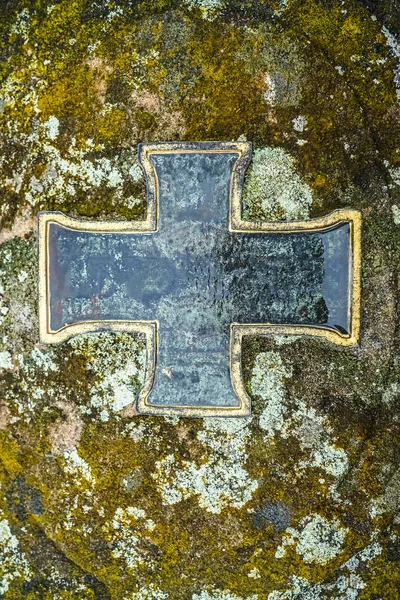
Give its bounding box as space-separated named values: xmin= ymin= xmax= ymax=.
xmin=1 ymin=0 xmax=400 ymax=597
xmin=282 ymin=0 xmax=399 ymax=208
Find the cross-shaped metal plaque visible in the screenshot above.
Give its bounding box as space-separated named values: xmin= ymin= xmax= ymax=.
xmin=38 ymin=142 xmax=361 ymax=417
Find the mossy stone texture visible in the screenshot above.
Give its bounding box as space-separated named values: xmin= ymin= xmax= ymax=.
xmin=0 ymin=1 xmax=400 ymax=598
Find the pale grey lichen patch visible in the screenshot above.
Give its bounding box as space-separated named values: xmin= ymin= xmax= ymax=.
xmin=1 ymin=345 xmax=59 ymax=420
xmin=247 ymin=567 xmax=261 ymax=579
xmin=163 ymin=415 xmax=181 ymax=425
xmin=284 ymin=401 xmax=348 ymax=481
xmin=0 ymin=236 xmax=37 ymax=358
xmin=242 ymin=147 xmax=314 ymax=221
xmin=392 ymin=204 xmax=400 ymax=225
xmin=382 ymin=26 xmax=400 ymax=99
xmin=123 ymin=421 xmax=148 ymax=442
xmin=269 ymin=541 xmax=382 ymax=599
xmin=308 ymin=440 xmax=348 ymax=480
xmin=292 ymin=116 xmax=307 ymax=133
xmin=126 ymin=584 xmax=168 ymax=599
xmin=129 ymin=163 xmax=144 ymax=183
xmin=9 ymin=8 xmax=31 ymax=40
xmin=390 ymin=165 xmax=400 ymax=186
xmin=68 ymin=331 xmax=146 ymax=418
xmin=250 ymin=351 xmax=292 ymax=438
xmin=389 ymin=170 xmax=400 ymax=225
xmin=0 ymin=278 xmax=9 ymax=330
xmin=342 ymin=541 xmax=382 ymax=574
xmin=275 ymin=513 xmax=348 ymax=564
xmin=193 ymin=590 xmax=258 ymax=600
xmin=267 ymin=576 xmax=323 ymax=600
xmin=103 ymin=506 xmax=156 ymax=571
xmin=185 ymin=0 xmax=222 ymax=20
xmin=334 ymin=573 xmax=366 ymax=599
xmin=63 ymin=448 xmax=95 ymax=485
xmin=19 ymin=132 xmax=138 ymax=208
xmin=152 ymin=417 xmax=258 ymax=514
xmin=55 ymin=450 xmax=99 ymax=536
xmin=43 ymin=115 xmax=60 ymax=140
xmin=0 ymin=351 xmax=12 ymax=370
xmin=382 ymin=381 xmax=400 ymax=404
xmin=27 ymin=347 xmax=59 ymax=374
xmin=250 ymin=371 xmax=349 ymax=498
xmin=0 ymin=512 xmax=31 ymax=595
xmin=292 ymin=116 xmax=308 ymax=146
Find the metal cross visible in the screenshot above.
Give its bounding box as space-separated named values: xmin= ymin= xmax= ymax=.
xmin=38 ymin=142 xmax=361 ymax=417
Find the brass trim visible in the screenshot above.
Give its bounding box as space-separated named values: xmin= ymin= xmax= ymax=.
xmin=38 ymin=141 xmax=361 ymax=418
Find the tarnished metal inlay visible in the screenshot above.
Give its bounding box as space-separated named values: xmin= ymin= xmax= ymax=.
xmin=38 ymin=142 xmax=361 ymax=417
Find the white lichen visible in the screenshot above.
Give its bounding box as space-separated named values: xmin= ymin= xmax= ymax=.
xmin=63 ymin=448 xmax=95 ymax=484
xmin=382 ymin=381 xmax=400 ymax=404
xmin=267 ymin=576 xmax=323 ymax=600
xmin=153 ymin=418 xmax=258 ymax=514
xmin=275 ymin=513 xmax=348 ymax=564
xmin=127 ymin=584 xmax=168 ymax=599
xmin=292 ymin=116 xmax=307 ymax=132
xmin=264 ymin=72 xmax=278 ymax=106
xmin=250 ymin=351 xmax=292 ymax=438
xmin=123 ymin=421 xmax=148 ymax=442
xmin=28 ymin=347 xmax=59 ymax=374
xmin=286 ymin=401 xmax=348 ymax=480
xmin=68 ymin=332 xmax=146 ymax=414
xmin=193 ymin=590 xmax=258 ymax=600
xmin=311 ymin=441 xmax=348 ymax=479
xmin=268 ymin=542 xmax=380 ymax=600
xmin=392 ymin=205 xmax=400 ymax=225
xmin=286 ymin=400 xmax=348 ymax=477
xmin=17 ymin=270 xmax=28 ymax=283
xmin=249 ymin=352 xmax=347 ymax=493
xmin=0 ymin=513 xmax=31 ymax=594
xmin=104 ymin=506 xmax=156 ymax=571
xmin=129 ymin=163 xmax=144 ymax=182
xmin=90 ymin=359 xmax=143 ymax=412
xmin=185 ymin=0 xmax=222 ymax=20
xmin=10 ymin=8 xmax=31 ymax=39
xmin=390 ymin=165 xmax=400 ymax=186
xmin=2 ymin=345 xmax=59 ymax=419
xmin=335 ymin=573 xmax=365 ymax=599
xmin=0 ymin=351 xmax=12 ymax=370
xmin=43 ymin=115 xmax=60 ymax=140
xmin=248 ymin=567 xmax=261 ymax=579
xmin=242 ymin=147 xmax=314 ymax=220
xmin=382 ymin=26 xmax=400 ymax=99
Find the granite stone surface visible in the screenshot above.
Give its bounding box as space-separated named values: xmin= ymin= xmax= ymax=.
xmin=0 ymin=1 xmax=400 ymax=598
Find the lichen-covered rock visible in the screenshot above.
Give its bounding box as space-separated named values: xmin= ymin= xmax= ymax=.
xmin=242 ymin=148 xmax=314 ymax=221
xmin=1 ymin=0 xmax=400 ymax=598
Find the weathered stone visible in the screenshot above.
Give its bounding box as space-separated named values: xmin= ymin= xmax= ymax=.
xmin=0 ymin=1 xmax=400 ymax=598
